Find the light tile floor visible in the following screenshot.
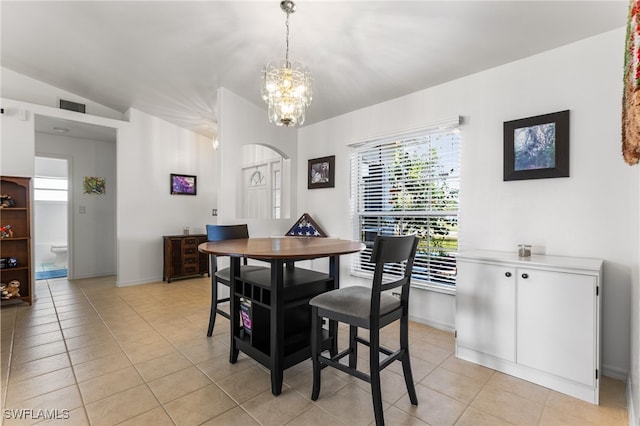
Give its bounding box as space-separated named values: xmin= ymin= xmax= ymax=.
xmin=0 ymin=276 xmax=629 ymax=425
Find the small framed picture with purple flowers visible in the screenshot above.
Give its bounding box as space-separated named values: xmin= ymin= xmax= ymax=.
xmin=170 ymin=174 xmax=197 ymax=195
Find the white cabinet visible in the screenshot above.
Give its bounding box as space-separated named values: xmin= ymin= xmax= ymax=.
xmin=456 ymin=261 xmax=516 ymax=362
xmin=455 ymin=251 xmax=602 ymax=404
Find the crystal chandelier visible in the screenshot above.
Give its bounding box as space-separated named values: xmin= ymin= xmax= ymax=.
xmin=261 ymin=0 xmax=312 ymax=127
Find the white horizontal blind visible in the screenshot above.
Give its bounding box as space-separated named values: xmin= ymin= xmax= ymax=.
xmin=351 ymin=127 xmax=460 ymax=286
xmin=34 ymin=177 xmax=68 ymax=202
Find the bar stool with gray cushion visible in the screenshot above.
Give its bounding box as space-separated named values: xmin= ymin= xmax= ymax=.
xmin=309 ymin=234 xmax=419 ymax=426
xmin=206 ymin=224 xmax=268 ymax=337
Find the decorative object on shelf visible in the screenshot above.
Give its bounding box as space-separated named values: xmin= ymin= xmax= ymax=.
xmin=240 ymin=298 xmax=252 ymax=336
xmin=170 ymin=173 xmax=197 ymax=196
xmin=1 ymin=280 xmax=21 ymax=299
xmin=623 ymin=0 xmax=640 ymax=165
xmin=0 ymin=194 xmax=16 ymax=208
xmin=285 ymin=212 xmax=327 ymax=237
xmin=504 ymin=110 xmax=570 ymax=181
xmin=261 ymin=0 xmax=313 ymax=127
xmin=0 ymin=258 xmax=14 ymax=269
xmin=0 ymin=225 xmax=13 ymax=239
xmin=518 ymin=245 xmax=532 ymax=257
xmin=308 ymin=155 xmax=335 ymax=189
xmin=82 ymin=176 xmax=106 ymax=194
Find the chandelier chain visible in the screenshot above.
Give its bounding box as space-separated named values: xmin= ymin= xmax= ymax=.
xmin=285 ymin=11 xmax=290 ymax=67
xmin=261 ymin=0 xmax=312 ymax=127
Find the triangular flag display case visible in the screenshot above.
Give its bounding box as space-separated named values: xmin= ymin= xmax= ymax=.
xmin=285 ymin=213 xmax=327 ymax=237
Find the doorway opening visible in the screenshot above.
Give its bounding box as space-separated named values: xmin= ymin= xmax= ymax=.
xmin=239 ymin=144 xmax=291 ymax=219
xmin=34 ymin=156 xmax=69 ymax=280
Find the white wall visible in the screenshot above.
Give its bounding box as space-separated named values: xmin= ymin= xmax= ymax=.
xmin=1 ymin=67 xmax=123 ymax=121
xmin=1 ymin=98 xmax=126 ymax=177
xmin=297 ymin=28 xmax=634 ymax=379
xmin=116 ymin=108 xmax=217 ymax=285
xmin=0 ymin=102 xmax=36 ymax=177
xmin=1 ymin=96 xmax=218 ymax=286
xmin=1 ymin=96 xmax=127 ymax=299
xmin=216 ymin=87 xmax=298 ymax=237
xmin=631 ymin=175 xmax=640 ymax=425
xmin=36 ymin=132 xmax=116 ymax=279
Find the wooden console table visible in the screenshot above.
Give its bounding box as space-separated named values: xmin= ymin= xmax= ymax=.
xmin=163 ymin=234 xmax=209 ymax=282
xmin=199 ymin=237 xmax=364 ymax=395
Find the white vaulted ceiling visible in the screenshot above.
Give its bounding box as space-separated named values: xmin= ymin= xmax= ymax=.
xmin=0 ymin=1 xmax=627 ymax=139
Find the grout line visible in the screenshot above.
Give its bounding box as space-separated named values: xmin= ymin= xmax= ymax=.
xmin=46 ymin=279 xmax=92 ymax=425
xmin=75 ymin=283 xmax=177 ymax=425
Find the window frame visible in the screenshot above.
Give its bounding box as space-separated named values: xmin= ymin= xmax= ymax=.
xmin=350 ymin=118 xmax=461 ymax=293
xmin=34 ymin=176 xmax=68 ymax=202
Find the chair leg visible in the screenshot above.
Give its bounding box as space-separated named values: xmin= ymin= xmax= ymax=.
xmin=400 ymin=315 xmax=418 ymax=406
xmin=207 ymin=277 xmax=218 ymax=337
xmin=329 ymin=319 xmax=338 ymax=357
xmin=349 ymin=325 xmax=358 ymax=368
xmin=369 ymin=328 xmax=385 ymax=426
xmin=311 ymin=306 xmax=322 ymax=401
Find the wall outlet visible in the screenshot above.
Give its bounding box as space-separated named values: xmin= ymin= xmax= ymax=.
xmin=79 ymin=205 xmax=86 ymax=214
xmin=212 ymin=209 xmax=218 ymax=216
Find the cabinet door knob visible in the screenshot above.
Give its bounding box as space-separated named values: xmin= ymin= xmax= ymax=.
xmin=522 ymin=273 xmax=529 ymax=279
xmin=505 ymin=272 xmax=512 ymax=277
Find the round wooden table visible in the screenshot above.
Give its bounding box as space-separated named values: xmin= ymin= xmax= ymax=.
xmin=198 ymin=236 xmax=365 ymax=260
xmin=199 ymin=237 xmax=365 ymax=395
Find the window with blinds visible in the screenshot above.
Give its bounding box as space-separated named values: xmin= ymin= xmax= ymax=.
xmin=350 ymin=123 xmax=460 ymax=287
xmin=34 ymin=177 xmax=68 ymax=202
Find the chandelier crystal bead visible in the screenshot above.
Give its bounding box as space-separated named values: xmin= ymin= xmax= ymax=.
xmin=261 ymin=1 xmax=312 ymax=127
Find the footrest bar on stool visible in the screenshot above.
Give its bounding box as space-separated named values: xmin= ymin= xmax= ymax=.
xmin=319 ymin=355 xmax=371 ymax=383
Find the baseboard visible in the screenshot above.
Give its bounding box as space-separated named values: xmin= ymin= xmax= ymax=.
xmin=602 ymin=363 xmax=629 ymax=382
xmin=115 ymin=276 xmax=161 ymax=287
xmin=70 ymin=272 xmax=115 ymax=280
xmin=457 ymin=345 xmax=598 ymax=404
xmin=628 ymin=375 xmax=639 ymax=426
xmin=409 ymin=314 xmax=455 ymax=333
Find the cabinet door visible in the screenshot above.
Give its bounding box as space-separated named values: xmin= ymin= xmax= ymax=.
xmin=516 ymin=269 xmax=596 ymax=386
xmin=168 ymin=239 xmax=183 ymax=276
xmin=456 ymin=261 xmax=516 ymax=361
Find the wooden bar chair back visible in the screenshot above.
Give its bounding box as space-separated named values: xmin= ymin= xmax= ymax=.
xmin=205 ymin=224 xmax=267 ymax=337
xmin=309 ymin=234 xmax=419 ymax=426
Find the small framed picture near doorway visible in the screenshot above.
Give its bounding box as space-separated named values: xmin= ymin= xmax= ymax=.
xmin=503 ymin=110 xmax=569 ymax=181
xmin=170 ymin=173 xmax=197 ymax=195
xmin=308 ymin=155 xmax=335 ymax=189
